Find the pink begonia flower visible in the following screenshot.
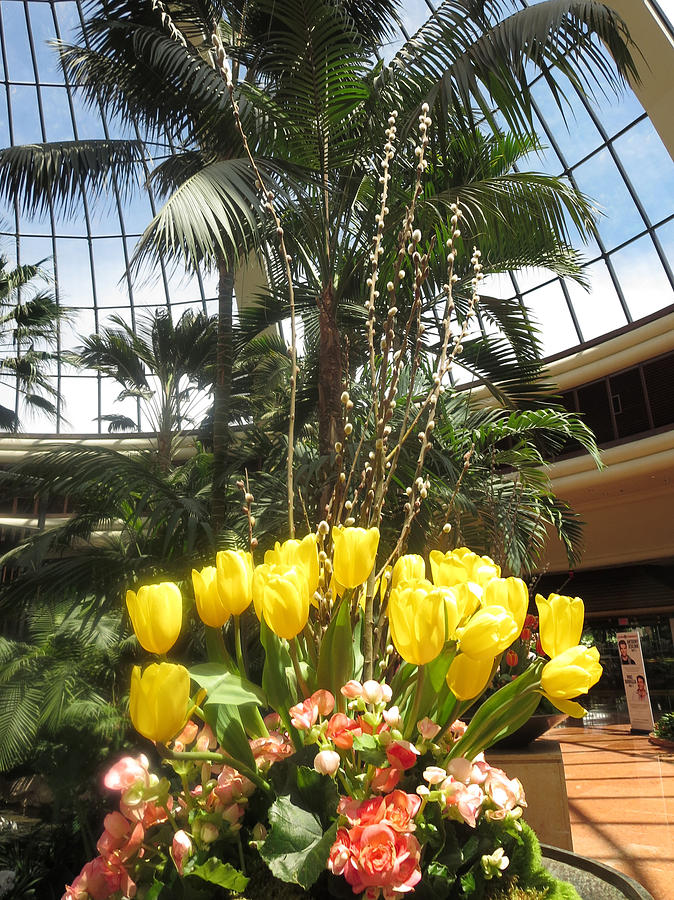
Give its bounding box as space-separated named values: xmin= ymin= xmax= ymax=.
xmin=120 ymin=795 xmax=170 ymax=827
xmin=370 ymin=766 xmax=400 ymax=794
xmin=289 ymin=697 xmax=319 ymax=730
xmin=422 ymin=766 xmax=447 ymax=785
xmin=362 ymin=680 xmax=385 ymax=704
xmin=381 ymin=683 xmax=393 ymax=703
xmin=195 ymin=723 xmax=217 ymax=752
xmin=340 ymin=680 xmax=364 ymax=699
xmin=470 ymin=760 xmax=490 ymax=785
xmin=417 ymin=717 xmax=441 ymax=741
xmin=171 ymin=830 xmax=193 ymax=875
xmin=386 ymin=740 xmax=420 ymax=770
xmin=221 ymin=803 xmax=245 ymax=830
xmin=337 ymin=795 xmax=385 ymax=827
xmin=382 ymin=791 xmax=421 ymax=832
xmin=450 ymin=719 xmax=468 ymax=738
xmin=250 ymin=732 xmax=294 ymax=768
xmin=328 ymin=827 xmax=352 ymax=876
xmin=326 ymin=713 xmax=361 ymax=750
xmin=200 ymin=822 xmax=219 ymax=843
xmin=103 ymin=755 xmax=150 ymax=792
xmin=215 ymin=765 xmax=255 ymax=804
xmin=449 ymin=783 xmax=485 ymax=828
xmin=62 ymin=857 xmax=130 ymax=900
xmin=263 ymin=711 xmax=282 ymax=730
xmin=484 ymin=767 xmax=527 ymax=810
xmin=382 ymin=706 xmax=402 ymax=729
xmin=334 ymin=822 xmax=422 ymax=897
xmin=96 ymin=815 xmax=143 ymax=863
xmin=447 ymin=757 xmax=472 ymax=783
xmin=172 ymin=720 xmax=199 ymax=752
xmin=312 ymin=689 xmax=336 ymax=716
xmin=314 ymin=749 xmax=341 ymax=776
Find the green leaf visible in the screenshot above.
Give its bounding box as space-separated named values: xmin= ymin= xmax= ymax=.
xmin=427 ymin=647 xmax=456 ymax=693
xmin=260 ymin=795 xmax=339 ymax=889
xmin=203 ymin=703 xmax=256 ymax=770
xmin=143 ymin=880 xmax=164 ymax=900
xmin=295 ymin=765 xmax=339 ymax=826
xmin=260 ymin=619 xmax=300 ymax=743
xmin=189 ymin=663 xmax=265 ymax=706
xmin=460 ymin=871 xmax=477 ymax=895
xmin=316 ymin=595 xmax=353 ymax=701
xmin=191 ymin=858 xmax=248 ymax=892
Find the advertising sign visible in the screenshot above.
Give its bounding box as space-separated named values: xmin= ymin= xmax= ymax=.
xmin=616 ymin=630 xmax=654 ymax=732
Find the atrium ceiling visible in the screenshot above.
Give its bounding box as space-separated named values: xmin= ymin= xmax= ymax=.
xmin=1 ymin=0 xmax=673 ymax=433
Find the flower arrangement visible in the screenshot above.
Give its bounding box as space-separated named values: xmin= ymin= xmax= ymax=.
xmin=63 ymin=78 xmax=603 ymax=900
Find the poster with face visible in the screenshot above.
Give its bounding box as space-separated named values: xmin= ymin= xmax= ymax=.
xmin=616 ymin=630 xmax=654 ymax=732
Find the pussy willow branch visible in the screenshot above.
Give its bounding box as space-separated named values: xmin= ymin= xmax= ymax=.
xmin=209 ymin=27 xmax=298 ymax=538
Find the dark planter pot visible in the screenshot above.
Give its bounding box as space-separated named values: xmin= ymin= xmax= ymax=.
xmin=648 ymin=733 xmax=674 ymax=750
xmin=490 ymin=713 xmax=568 ymax=750
xmin=541 ymin=845 xmax=655 ymax=900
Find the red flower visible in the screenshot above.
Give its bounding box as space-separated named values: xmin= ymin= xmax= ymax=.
xmin=386 ymin=740 xmax=420 ymax=770
xmin=382 ymin=791 xmax=421 ymax=832
xmin=327 ymin=713 xmax=361 ymax=750
xmin=370 ymin=766 xmax=400 ymax=794
xmin=505 ymin=650 xmax=518 ymax=667
xmin=336 ymin=823 xmax=422 ymax=897
xmin=520 ymin=627 xmax=532 ymax=642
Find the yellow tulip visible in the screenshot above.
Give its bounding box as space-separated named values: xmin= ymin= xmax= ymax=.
xmin=252 ymin=563 xmax=310 ymax=640
xmin=482 ymin=577 xmax=528 ymax=634
xmin=449 ymin=582 xmax=481 ymax=625
xmin=388 ymin=580 xmax=447 ymax=665
xmin=535 ymin=593 xmax=585 ymax=658
xmin=332 ymin=526 xmax=380 ymax=589
xmin=446 ymin=653 xmax=494 ymax=701
xmin=216 ymin=550 xmax=253 ymax=616
xmin=391 ymin=554 xmax=426 ymax=590
xmin=129 ymin=662 xmax=190 ymax=743
xmin=126 ymin=582 xmax=182 ymax=655
xmin=457 ymin=606 xmax=519 ymax=661
xmin=192 ymin=566 xmax=230 ymax=628
xmin=429 ymin=547 xmax=500 ymax=590
xmin=264 ymin=534 xmax=319 ymax=595
xmin=540 ymin=645 xmax=602 ymax=700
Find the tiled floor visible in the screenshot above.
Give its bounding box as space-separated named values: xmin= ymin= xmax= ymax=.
xmin=556 ymin=723 xmax=674 ymax=899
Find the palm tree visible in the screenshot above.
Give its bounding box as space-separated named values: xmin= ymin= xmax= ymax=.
xmin=71 ymin=307 xmax=218 ymax=467
xmin=0 ymin=248 xmax=69 ymax=430
xmin=0 ymin=0 xmax=636 ymax=457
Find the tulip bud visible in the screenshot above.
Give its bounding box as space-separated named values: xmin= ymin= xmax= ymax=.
xmin=391 ymin=554 xmax=426 ymax=589
xmin=541 ymin=645 xmax=602 ymax=700
xmin=331 ymin=526 xmax=380 ymax=589
xmin=314 ymin=749 xmax=341 ymax=777
xmin=535 ymin=593 xmax=585 ymax=658
xmin=429 ymin=547 xmax=500 ymax=589
xmin=446 ymin=653 xmax=494 ymax=701
xmin=192 ymin=566 xmax=230 ymax=628
xmin=252 ymin=563 xmax=310 ymax=640
xmin=129 ymin=663 xmax=190 ymax=743
xmin=458 ymin=606 xmax=519 ymax=661
xmin=483 ymin=577 xmax=528 ymax=634
xmin=126 ymin=583 xmax=182 ymax=655
xmin=216 ymin=550 xmax=253 ymax=615
xmin=264 ymin=534 xmax=319 ymax=594
xmin=388 ymin=581 xmax=446 ymax=665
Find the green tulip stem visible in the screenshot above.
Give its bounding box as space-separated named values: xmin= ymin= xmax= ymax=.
xmin=290 ymin=637 xmax=310 ymax=698
xmin=404 ymin=666 xmax=426 ymax=740
xmin=164 ymin=748 xmax=271 ymax=794
xmin=432 ymin=696 xmax=461 ymax=744
xmin=234 ymin=615 xmax=246 ymax=676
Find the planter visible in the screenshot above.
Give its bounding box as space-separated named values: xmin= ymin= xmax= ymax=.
xmin=647 ymin=733 xmax=674 ymax=751
xmin=541 ymin=845 xmax=655 ymax=900
xmin=491 ymin=713 xmax=568 ymax=749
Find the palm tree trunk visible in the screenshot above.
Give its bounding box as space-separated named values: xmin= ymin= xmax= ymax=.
xmin=212 ymin=256 xmax=234 ymax=535
xmin=318 ymin=279 xmax=344 ymax=458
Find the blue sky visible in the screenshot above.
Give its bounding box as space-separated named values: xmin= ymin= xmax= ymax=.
xmin=1 ymin=0 xmax=674 ymax=430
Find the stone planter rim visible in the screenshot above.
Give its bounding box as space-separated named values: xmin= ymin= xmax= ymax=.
xmin=541 ymin=843 xmax=654 ymax=900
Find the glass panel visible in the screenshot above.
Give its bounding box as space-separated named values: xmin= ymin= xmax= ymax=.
xmin=612 ymin=118 xmax=674 ymax=226
xmin=564 ymin=260 xmax=628 ymax=340
xmin=28 ymin=2 xmax=62 ymax=85
xmin=59 ymin=375 xmax=99 ymax=433
xmin=524 ymin=281 xmax=579 ymax=357
xmin=0 ymin=91 xmax=10 ymax=146
xmin=609 ymin=235 xmax=674 ymax=322
xmin=572 ymin=148 xmax=642 ymax=250
xmin=100 ymin=375 xmax=139 ymax=431
xmin=9 ymin=84 xmax=43 ymax=143
xmin=91 ymin=237 xmax=133 ymax=307
xmin=61 ymin=307 xmax=96 ymax=352
xmin=576 ymin=379 xmax=614 ymax=444
xmin=586 ymin=86 xmax=644 ymax=138
xmin=531 ymin=76 xmax=603 ymax=167
xmin=609 ymin=368 xmax=649 ymax=438
xmin=2 ymin=2 xmax=35 ymax=83
xmin=41 ymin=86 xmax=75 ymax=141
xmin=55 ymin=238 xmax=95 ymax=308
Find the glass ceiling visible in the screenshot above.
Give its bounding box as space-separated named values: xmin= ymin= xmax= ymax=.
xmin=1 ymin=0 xmax=674 ymax=433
